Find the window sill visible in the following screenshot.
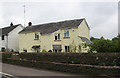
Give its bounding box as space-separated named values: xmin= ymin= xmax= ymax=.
xmin=63 ymin=37 xmax=70 ymax=39
xmin=54 ymin=40 xmax=61 ymax=41
xmin=34 ymin=39 xmax=39 ymax=40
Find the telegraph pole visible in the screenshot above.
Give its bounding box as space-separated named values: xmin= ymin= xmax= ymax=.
xmin=23 ymin=5 xmax=26 ymax=27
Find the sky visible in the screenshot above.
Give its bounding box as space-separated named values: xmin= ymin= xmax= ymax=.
xmin=0 ymin=0 xmax=119 ymax=39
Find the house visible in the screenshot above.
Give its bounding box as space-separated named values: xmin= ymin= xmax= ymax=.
xmin=19 ymin=18 xmax=92 ymax=53
xmin=0 ymin=23 xmax=24 ymax=52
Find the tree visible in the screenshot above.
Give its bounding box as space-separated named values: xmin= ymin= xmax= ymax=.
xmin=88 ymin=36 xmax=119 ymax=53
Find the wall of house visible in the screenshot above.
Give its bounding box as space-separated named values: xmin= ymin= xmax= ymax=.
xmin=50 ymin=28 xmax=82 ymax=52
xmin=8 ymin=25 xmax=23 ymax=52
xmin=19 ymin=32 xmax=41 ymax=52
xmin=40 ymin=34 xmax=52 ymax=52
xmin=19 ymin=29 xmax=88 ymax=53
xmin=0 ymin=35 xmax=7 ymax=51
xmin=78 ymin=20 xmax=90 ymax=40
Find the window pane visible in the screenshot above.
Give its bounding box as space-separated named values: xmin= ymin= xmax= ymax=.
xmin=67 ymin=31 xmax=69 ymax=37
xmin=35 ymin=33 xmax=39 ymax=39
xmin=58 ymin=34 xmax=60 ymax=40
xmin=55 ymin=36 xmax=57 ymax=40
xmin=55 ymin=33 xmax=60 ymax=40
xmin=64 ymin=33 xmax=66 ymax=37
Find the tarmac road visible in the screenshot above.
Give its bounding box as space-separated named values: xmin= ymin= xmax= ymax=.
xmin=2 ymin=63 xmax=110 ymax=78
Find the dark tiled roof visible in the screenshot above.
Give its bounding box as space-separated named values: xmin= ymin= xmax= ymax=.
xmin=19 ymin=19 xmax=86 ymax=35
xmin=78 ymin=36 xmax=92 ymax=44
xmin=0 ymin=24 xmax=20 ymax=36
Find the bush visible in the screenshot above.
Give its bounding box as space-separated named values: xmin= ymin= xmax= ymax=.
xmin=19 ymin=53 xmax=120 ymax=66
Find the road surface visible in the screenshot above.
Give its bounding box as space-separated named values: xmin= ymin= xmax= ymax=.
xmin=2 ymin=63 xmax=109 ymax=78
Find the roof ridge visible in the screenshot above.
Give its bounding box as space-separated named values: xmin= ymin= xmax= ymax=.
xmin=2 ymin=24 xmax=20 ymax=29
xmin=31 ymin=18 xmax=84 ymax=27
xmin=19 ymin=18 xmax=85 ymax=34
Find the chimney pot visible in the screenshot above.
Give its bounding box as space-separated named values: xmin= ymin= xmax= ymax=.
xmin=28 ymin=22 xmax=32 ymax=26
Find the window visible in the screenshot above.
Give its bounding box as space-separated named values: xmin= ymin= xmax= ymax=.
xmin=35 ymin=33 xmax=39 ymax=39
xmin=55 ymin=33 xmax=60 ymax=40
xmin=64 ymin=30 xmax=69 ymax=37
xmin=65 ymin=46 xmax=69 ymax=52
xmin=53 ymin=45 xmax=62 ymax=52
xmin=2 ymin=35 xmax=4 ymax=40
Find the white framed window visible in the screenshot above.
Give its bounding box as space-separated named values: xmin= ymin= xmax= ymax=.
xmin=55 ymin=33 xmax=60 ymax=40
xmin=35 ymin=33 xmax=39 ymax=39
xmin=64 ymin=30 xmax=69 ymax=37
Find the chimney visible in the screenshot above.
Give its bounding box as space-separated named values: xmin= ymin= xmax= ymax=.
xmin=28 ymin=22 xmax=32 ymax=26
xmin=10 ymin=22 xmax=13 ymax=26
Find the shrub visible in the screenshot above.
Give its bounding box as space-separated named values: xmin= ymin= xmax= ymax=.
xmin=42 ymin=49 xmax=47 ymax=52
xmin=48 ymin=50 xmax=52 ymax=52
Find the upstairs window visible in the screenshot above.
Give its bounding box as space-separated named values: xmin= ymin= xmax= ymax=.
xmin=55 ymin=33 xmax=60 ymax=40
xmin=2 ymin=35 xmax=4 ymax=40
xmin=64 ymin=30 xmax=69 ymax=37
xmin=35 ymin=33 xmax=39 ymax=39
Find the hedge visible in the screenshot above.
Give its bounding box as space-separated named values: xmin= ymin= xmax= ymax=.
xmin=19 ymin=53 xmax=120 ymax=66
xmin=3 ymin=59 xmax=120 ymax=77
xmin=1 ymin=52 xmax=12 ymax=60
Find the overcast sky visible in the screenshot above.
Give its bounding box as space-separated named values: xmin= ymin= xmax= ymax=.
xmin=0 ymin=1 xmax=119 ymax=39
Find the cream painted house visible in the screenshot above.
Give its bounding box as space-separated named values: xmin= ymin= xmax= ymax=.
xmin=19 ymin=18 xmax=92 ymax=53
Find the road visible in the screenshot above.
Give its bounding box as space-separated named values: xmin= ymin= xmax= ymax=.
xmin=2 ymin=63 xmax=109 ymax=78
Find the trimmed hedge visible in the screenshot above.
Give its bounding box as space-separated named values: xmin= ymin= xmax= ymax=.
xmin=3 ymin=59 xmax=120 ymax=77
xmin=19 ymin=53 xmax=120 ymax=66
xmin=2 ymin=52 xmax=12 ymax=60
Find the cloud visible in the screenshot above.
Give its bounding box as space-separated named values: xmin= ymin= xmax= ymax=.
xmin=0 ymin=2 xmax=118 ymax=39
xmin=91 ymin=12 xmax=118 ymax=39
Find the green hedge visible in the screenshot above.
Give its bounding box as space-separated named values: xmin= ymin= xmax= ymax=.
xmin=19 ymin=53 xmax=120 ymax=66
xmin=3 ymin=59 xmax=120 ymax=77
xmin=2 ymin=52 xmax=12 ymax=59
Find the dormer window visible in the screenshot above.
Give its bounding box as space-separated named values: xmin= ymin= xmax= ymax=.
xmin=64 ymin=30 xmax=69 ymax=37
xmin=55 ymin=33 xmax=60 ymax=40
xmin=35 ymin=33 xmax=39 ymax=39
